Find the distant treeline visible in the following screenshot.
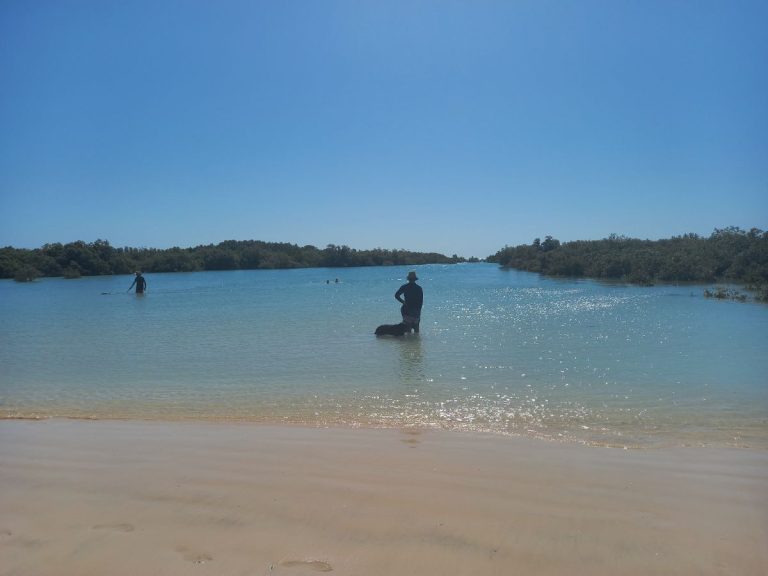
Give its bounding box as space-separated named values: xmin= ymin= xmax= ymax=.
xmin=488 ymin=227 xmax=768 ymax=298
xmin=2 ymin=239 xmax=466 ymax=281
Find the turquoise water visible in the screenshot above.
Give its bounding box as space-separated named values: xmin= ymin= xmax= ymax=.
xmin=1 ymin=263 xmax=766 ymax=447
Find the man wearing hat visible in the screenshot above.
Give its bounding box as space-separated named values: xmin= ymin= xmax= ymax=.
xmin=395 ymin=271 xmax=423 ymax=333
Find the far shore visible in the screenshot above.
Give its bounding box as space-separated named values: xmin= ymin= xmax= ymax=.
xmin=1 ymin=419 xmax=766 ymax=575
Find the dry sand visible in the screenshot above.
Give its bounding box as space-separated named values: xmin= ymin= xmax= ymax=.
xmin=1 ymin=420 xmax=766 ymax=576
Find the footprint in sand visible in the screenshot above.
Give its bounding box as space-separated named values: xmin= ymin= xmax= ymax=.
xmin=92 ymin=523 xmax=135 ymax=532
xmin=176 ymin=546 xmax=213 ymax=564
xmin=187 ymin=553 xmax=213 ymax=565
xmin=2 ymin=534 xmax=44 ymax=549
xmin=279 ymin=559 xmax=333 ymax=572
xmin=400 ymin=429 xmax=422 ymax=447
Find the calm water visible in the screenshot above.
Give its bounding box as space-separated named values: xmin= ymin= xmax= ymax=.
xmin=1 ymin=263 xmax=766 ymax=448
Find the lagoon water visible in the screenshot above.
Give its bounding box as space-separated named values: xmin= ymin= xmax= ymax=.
xmin=1 ymin=263 xmax=766 ymax=448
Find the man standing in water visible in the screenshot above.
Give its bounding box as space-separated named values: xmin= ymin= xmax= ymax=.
xmin=395 ymin=271 xmax=423 ymax=333
xmin=128 ymin=271 xmax=147 ymax=294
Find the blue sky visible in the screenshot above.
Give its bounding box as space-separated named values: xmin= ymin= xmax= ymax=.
xmin=1 ymin=0 xmax=766 ymax=258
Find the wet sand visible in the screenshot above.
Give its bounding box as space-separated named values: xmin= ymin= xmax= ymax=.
xmin=1 ymin=420 xmax=766 ymax=575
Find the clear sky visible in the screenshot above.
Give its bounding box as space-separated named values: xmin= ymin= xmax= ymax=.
xmin=1 ymin=0 xmax=766 ymax=258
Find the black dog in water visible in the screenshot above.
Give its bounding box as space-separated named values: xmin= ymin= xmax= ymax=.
xmin=374 ymin=322 xmax=410 ymax=336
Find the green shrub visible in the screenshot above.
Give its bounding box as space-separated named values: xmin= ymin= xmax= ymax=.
xmin=13 ymin=266 xmax=40 ymax=282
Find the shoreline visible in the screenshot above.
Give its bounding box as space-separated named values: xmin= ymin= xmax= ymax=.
xmin=2 ymin=414 xmax=766 ymax=451
xmin=1 ymin=419 xmax=767 ymax=575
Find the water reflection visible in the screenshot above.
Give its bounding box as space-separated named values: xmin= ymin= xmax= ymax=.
xmin=396 ymin=335 xmax=424 ymax=383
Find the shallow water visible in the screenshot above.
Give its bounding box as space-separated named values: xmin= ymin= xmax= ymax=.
xmin=1 ymin=263 xmax=766 ymax=447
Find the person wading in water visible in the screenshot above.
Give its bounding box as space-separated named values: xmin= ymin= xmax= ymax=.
xmin=395 ymin=271 xmax=423 ymax=333
xmin=128 ymin=271 xmax=147 ymax=294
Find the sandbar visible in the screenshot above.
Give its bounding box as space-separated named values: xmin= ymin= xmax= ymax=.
xmin=1 ymin=420 xmax=766 ymax=575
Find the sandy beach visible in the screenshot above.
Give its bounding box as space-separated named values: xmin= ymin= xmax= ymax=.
xmin=1 ymin=420 xmax=766 ymax=576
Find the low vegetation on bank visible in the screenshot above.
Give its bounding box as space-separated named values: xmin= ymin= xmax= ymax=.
xmin=488 ymin=227 xmax=768 ymax=301
xmin=1 ymin=240 xmax=465 ymax=281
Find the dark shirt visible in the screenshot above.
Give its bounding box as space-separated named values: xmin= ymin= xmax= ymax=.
xmin=395 ymin=282 xmax=423 ymax=317
xmin=132 ymin=276 xmax=147 ymax=293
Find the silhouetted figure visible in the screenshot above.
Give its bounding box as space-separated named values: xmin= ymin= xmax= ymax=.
xmin=128 ymin=271 xmax=147 ymax=294
xmin=395 ymin=271 xmax=423 ymax=333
